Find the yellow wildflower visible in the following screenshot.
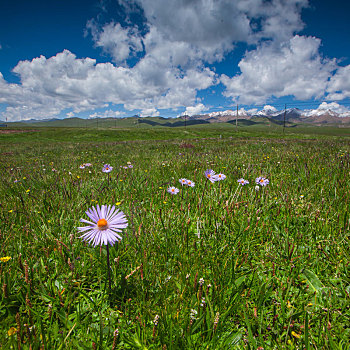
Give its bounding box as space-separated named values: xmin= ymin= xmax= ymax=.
xmin=8 ymin=327 xmax=17 ymax=336
xmin=291 ymin=331 xmax=301 ymax=339
xmin=0 ymin=256 xmax=11 ymax=263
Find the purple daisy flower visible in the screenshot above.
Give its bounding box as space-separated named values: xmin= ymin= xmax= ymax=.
xmin=237 ymin=178 xmax=249 ymax=186
xmin=256 ymin=177 xmax=269 ymax=186
xmin=186 ymin=179 xmax=195 ymax=187
xmin=167 ymin=186 xmax=180 ymax=195
xmin=179 ymin=178 xmax=188 ymax=186
xmin=238 ymin=178 xmax=249 ymax=185
xmin=84 ymin=163 xmax=92 ymax=167
xmin=78 ymin=204 xmax=128 ymax=247
xmin=79 ymin=164 xmax=85 ymax=169
xmin=204 ymin=169 xmax=217 ymax=183
xmin=214 ymin=173 xmax=226 ymax=181
xmin=102 ymin=164 xmax=113 ymax=173
xmin=128 ymin=165 xmax=133 ymax=168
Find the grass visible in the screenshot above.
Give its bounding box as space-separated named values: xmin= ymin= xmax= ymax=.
xmin=0 ymin=126 xmax=349 ymax=349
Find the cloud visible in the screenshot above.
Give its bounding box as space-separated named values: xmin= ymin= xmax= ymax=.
xmin=221 ymin=35 xmax=337 ymax=104
xmin=89 ymin=109 xmax=124 ymax=119
xmin=87 ymin=21 xmax=143 ymax=64
xmin=326 ymin=65 xmax=350 ymax=100
xmin=2 ymin=0 xmax=350 ymax=121
xmin=0 ymin=50 xmax=215 ymax=121
xmin=314 ymin=102 xmax=350 ymax=116
xmin=118 ymin=0 xmax=309 ymax=56
xmin=140 ymin=107 xmax=159 ymax=117
xmin=66 ymin=111 xmax=75 ymax=118
xmin=181 ymin=103 xmax=208 ymax=116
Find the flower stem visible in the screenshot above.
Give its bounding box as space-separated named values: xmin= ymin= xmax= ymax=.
xmin=106 ymin=244 xmax=112 ymax=294
xmin=199 ymin=178 xmax=208 ymax=209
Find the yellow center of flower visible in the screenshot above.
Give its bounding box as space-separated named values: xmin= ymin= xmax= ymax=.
xmin=97 ymin=218 xmax=108 ymax=230
xmin=260 ymin=179 xmax=264 ymax=182
xmin=188 ymin=181 xmax=191 ymax=185
xmin=171 ymin=188 xmax=175 ymax=192
xmin=207 ymin=174 xmax=211 ymax=178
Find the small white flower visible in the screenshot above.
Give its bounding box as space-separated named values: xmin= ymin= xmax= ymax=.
xmin=255 ymin=185 xmax=260 ymax=191
xmin=190 ymin=309 xmax=198 ymax=320
xmin=165 ymin=275 xmax=172 ymax=283
xmin=153 ymin=315 xmax=160 ymax=326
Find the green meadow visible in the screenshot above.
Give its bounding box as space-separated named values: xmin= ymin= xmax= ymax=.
xmin=0 ymin=125 xmax=349 ymax=349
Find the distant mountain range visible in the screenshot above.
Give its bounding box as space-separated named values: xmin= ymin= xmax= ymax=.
xmin=1 ymin=105 xmax=350 ymax=127
xmin=182 ymin=106 xmax=350 ymax=125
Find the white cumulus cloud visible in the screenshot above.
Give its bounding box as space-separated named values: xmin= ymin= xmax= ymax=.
xmin=312 ymin=102 xmax=350 ymax=116
xmin=0 ymin=50 xmax=215 ymax=121
xmin=181 ymin=103 xmax=208 ymax=116
xmin=326 ymin=65 xmax=350 ymax=100
xmin=221 ymin=35 xmax=337 ymax=104
xmin=1 ymin=0 xmax=350 ymax=121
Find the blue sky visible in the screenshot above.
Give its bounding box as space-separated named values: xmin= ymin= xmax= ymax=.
xmin=1 ymin=0 xmax=350 ymax=120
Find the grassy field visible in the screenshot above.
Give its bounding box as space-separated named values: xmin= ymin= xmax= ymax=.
xmin=0 ymin=125 xmax=349 ymax=349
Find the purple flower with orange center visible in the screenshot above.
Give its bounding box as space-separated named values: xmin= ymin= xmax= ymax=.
xmin=204 ymin=169 xmax=216 ymax=183
xmin=214 ymin=173 xmax=226 ymax=181
xmin=256 ymin=177 xmax=269 ymax=186
xmin=78 ymin=204 xmax=128 ymax=247
xmin=167 ymin=186 xmax=180 ymax=195
xmin=102 ymin=164 xmax=113 ymax=173
xmin=179 ymin=178 xmax=188 ymax=186
xmin=238 ymin=178 xmax=249 ymax=185
xmin=186 ymin=179 xmax=195 ymax=187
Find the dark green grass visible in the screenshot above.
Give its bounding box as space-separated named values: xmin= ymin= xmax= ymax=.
xmin=0 ymin=129 xmax=349 ymax=349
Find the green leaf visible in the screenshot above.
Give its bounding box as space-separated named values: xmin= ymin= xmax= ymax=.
xmin=221 ymin=329 xmax=243 ymax=347
xmin=302 ymin=269 xmax=324 ymax=293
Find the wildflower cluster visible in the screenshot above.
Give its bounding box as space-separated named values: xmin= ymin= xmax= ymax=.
xmin=121 ymin=162 xmax=133 ymax=169
xmin=237 ymin=178 xmax=249 ymax=185
xmin=256 ymin=176 xmax=270 ymax=186
xmin=79 ymin=163 xmax=92 ymax=169
xmin=179 ymin=178 xmax=195 ymax=187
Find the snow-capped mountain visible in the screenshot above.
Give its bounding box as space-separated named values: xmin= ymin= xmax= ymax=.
xmin=256 ymin=105 xmax=279 ymax=117
xmin=184 ymin=104 xmax=350 ymax=125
